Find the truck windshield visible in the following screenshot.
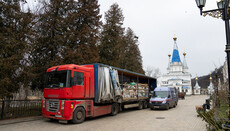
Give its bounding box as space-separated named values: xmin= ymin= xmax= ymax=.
xmin=45 ymin=70 xmax=71 ymax=88
xmin=152 ymin=91 xmax=168 ymax=98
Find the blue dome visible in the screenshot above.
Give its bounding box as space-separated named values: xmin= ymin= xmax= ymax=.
xmin=172 ymin=49 xmax=181 ymax=62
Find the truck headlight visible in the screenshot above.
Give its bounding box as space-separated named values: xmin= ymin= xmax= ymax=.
xmin=43 ymin=99 xmax=45 ymax=108
xmin=61 ymin=100 xmax=65 ymax=110
xmin=162 ymin=100 xmax=166 ymax=104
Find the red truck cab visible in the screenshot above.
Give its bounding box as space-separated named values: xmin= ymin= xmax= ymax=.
xmin=42 ymin=64 xmax=98 ymax=123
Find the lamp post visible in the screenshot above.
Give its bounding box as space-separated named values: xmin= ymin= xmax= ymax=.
xmin=215 ymin=68 xmax=220 ymax=108
xmin=195 ymin=0 xmax=230 ymax=128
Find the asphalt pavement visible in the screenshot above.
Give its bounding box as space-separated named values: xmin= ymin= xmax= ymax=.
xmin=0 ymin=95 xmax=208 ymax=131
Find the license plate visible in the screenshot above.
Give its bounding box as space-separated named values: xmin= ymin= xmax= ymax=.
xmin=154 ymin=106 xmax=159 ymax=108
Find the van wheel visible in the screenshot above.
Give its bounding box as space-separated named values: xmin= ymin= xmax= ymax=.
xmin=165 ymin=104 xmax=169 ymax=110
xmin=143 ymin=101 xmax=148 ymax=109
xmin=173 ymin=103 xmax=176 ymax=108
xmin=174 ymin=102 xmax=177 ymax=107
xmin=111 ymin=103 xmax=119 ymax=116
xmin=138 ymin=102 xmax=143 ymax=110
xmin=72 ymin=107 xmax=86 ymax=124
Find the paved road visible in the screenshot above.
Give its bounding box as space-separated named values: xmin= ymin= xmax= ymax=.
xmin=0 ymin=95 xmax=208 ymax=131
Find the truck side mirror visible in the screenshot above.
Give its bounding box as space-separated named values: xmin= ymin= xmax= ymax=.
xmin=168 ymin=95 xmax=171 ymax=98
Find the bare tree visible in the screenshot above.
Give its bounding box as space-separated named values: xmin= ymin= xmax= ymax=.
xmin=144 ymin=66 xmax=161 ymax=78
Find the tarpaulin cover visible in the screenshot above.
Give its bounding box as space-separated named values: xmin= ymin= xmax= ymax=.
xmin=97 ymin=67 xmax=121 ymax=103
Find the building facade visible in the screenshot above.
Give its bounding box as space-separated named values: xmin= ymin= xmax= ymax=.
xmin=158 ymin=36 xmax=192 ymax=95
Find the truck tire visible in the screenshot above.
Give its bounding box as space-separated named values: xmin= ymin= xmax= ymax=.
xmin=143 ymin=101 xmax=148 ymax=109
xmin=111 ymin=103 xmax=119 ymax=116
xmin=72 ymin=107 xmax=86 ymax=124
xmin=138 ymin=101 xmax=143 ymax=110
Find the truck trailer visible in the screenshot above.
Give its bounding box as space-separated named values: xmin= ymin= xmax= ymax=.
xmin=42 ymin=63 xmax=156 ymax=124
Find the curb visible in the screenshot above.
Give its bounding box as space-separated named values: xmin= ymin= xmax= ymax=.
xmin=0 ymin=116 xmax=43 ymax=126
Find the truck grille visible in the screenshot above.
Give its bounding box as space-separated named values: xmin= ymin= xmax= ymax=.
xmin=46 ymin=99 xmax=60 ymax=112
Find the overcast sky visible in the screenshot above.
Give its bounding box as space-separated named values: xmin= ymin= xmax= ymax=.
xmin=98 ymin=0 xmax=226 ymax=78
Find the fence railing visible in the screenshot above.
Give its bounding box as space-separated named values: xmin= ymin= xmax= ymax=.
xmin=0 ymin=100 xmax=42 ymax=120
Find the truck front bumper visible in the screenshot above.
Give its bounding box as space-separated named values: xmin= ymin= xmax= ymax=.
xmin=42 ymin=111 xmax=72 ymax=120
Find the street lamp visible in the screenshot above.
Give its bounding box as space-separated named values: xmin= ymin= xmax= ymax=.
xmin=195 ymin=0 xmax=206 ymax=15
xmin=195 ymin=0 xmax=230 ymax=129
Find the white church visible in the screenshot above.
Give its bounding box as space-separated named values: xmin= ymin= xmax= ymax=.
xmin=207 ymin=75 xmax=215 ymax=95
xmin=158 ymin=36 xmax=192 ymax=95
xmin=193 ymin=76 xmax=201 ymax=95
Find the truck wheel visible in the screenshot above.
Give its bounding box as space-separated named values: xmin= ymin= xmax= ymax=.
xmin=111 ymin=103 xmax=119 ymax=116
xmin=143 ymin=101 xmax=148 ymax=109
xmin=72 ymin=107 xmax=86 ymax=124
xmin=138 ymin=102 xmax=143 ymax=110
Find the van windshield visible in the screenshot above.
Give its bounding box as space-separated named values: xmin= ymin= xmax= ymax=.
xmin=152 ymin=91 xmax=168 ymax=98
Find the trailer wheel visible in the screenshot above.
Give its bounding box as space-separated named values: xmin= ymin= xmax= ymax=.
xmin=72 ymin=107 xmax=86 ymax=124
xmin=143 ymin=101 xmax=148 ymax=109
xmin=138 ymin=101 xmax=143 ymax=110
xmin=111 ymin=103 xmax=119 ymax=116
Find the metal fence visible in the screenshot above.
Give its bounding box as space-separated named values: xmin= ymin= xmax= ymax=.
xmin=0 ymin=100 xmax=42 ymax=120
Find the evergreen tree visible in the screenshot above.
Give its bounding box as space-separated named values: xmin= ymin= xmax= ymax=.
xmin=123 ymin=28 xmax=145 ymax=74
xmin=98 ymin=3 xmax=125 ymax=67
xmin=62 ymin=0 xmax=101 ymax=64
xmin=29 ymin=0 xmax=69 ymax=90
xmin=0 ymin=0 xmax=32 ymax=98
xmin=30 ymin=0 xmax=101 ymax=90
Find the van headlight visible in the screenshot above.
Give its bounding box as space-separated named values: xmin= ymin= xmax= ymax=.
xmin=61 ymin=100 xmax=65 ymax=110
xmin=162 ymin=100 xmax=166 ymax=104
xmin=42 ymin=99 xmax=45 ymax=108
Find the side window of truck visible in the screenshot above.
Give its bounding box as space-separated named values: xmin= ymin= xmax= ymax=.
xmin=74 ymin=72 xmax=84 ymax=85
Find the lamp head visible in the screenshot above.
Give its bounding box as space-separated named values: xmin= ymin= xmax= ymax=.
xmin=217 ymin=0 xmax=225 ymax=9
xmin=195 ymin=0 xmax=206 ymax=8
xmin=195 ymin=0 xmax=206 ymax=15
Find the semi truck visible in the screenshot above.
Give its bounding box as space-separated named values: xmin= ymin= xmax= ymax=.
xmin=42 ymin=63 xmax=156 ymax=124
